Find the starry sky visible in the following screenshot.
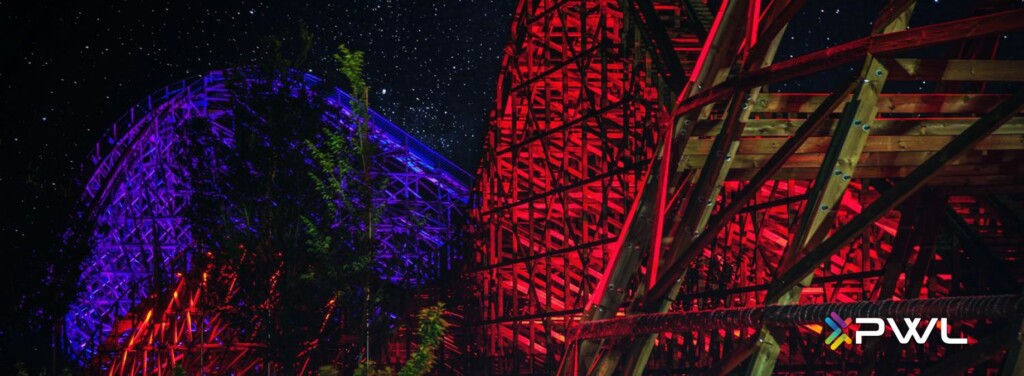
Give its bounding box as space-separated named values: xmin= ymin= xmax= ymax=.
xmin=1 ymin=0 xmax=1023 ymax=367
xmin=1 ymin=0 xmax=514 ymax=363
xmin=1 ymin=0 xmax=516 ymax=231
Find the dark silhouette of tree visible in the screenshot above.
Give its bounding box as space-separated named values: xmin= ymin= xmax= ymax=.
xmin=177 ymin=27 xmax=446 ymax=374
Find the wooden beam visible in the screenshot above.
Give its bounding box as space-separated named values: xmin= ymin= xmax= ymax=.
xmin=615 ymin=2 xmax=799 ymax=372
xmin=748 ymin=0 xmax=806 ymax=66
xmin=558 ymin=0 xmax=751 ymax=373
xmin=608 ymin=95 xmax=744 ymax=374
xmin=858 ymin=186 xmax=946 ymax=375
xmin=943 ymin=206 xmax=1019 ymax=293
xmin=751 ymin=93 xmax=1014 ymax=114
xmin=990 ymin=195 xmax=1024 ymax=234
xmin=701 ymin=118 xmax=1024 ymax=137
xmin=874 ymin=190 xmax=930 ymax=300
xmin=643 ymin=78 xmax=857 ymax=309
xmin=745 ymin=4 xmax=915 ymax=374
xmin=683 ymin=148 xmax=1024 ymax=170
xmin=683 ymin=134 xmax=1024 ymax=155
xmin=629 ymin=0 xmax=689 ymax=92
xmin=766 ymin=85 xmax=1024 ymax=304
xmin=728 ymin=164 xmax=1024 ymax=181
xmin=673 ymin=7 xmax=1024 ymax=118
xmin=884 ymin=59 xmax=1024 ymax=82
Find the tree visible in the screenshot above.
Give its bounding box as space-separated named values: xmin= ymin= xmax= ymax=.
xmin=350 ymin=302 xmax=449 ymax=376
xmin=177 ymin=29 xmax=448 ymax=374
xmin=178 ymin=28 xmax=376 ymax=372
xmin=306 ymin=43 xmax=385 ymax=369
xmin=308 ymin=45 xmax=449 ymax=376
xmin=397 ymin=302 xmax=448 ymax=376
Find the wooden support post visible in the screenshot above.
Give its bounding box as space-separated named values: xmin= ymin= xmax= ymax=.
xmin=607 ymin=2 xmax=800 ymax=373
xmin=605 ymin=100 xmax=743 ymax=374
xmin=767 ymin=84 xmax=1024 ymax=308
xmin=874 ymin=192 xmax=925 ymax=299
xmin=557 ymin=1 xmax=749 ymax=374
xmin=735 ymin=4 xmax=918 ymax=375
xmin=858 ymin=187 xmax=946 ymax=375
xmin=644 ymin=77 xmax=858 ymax=306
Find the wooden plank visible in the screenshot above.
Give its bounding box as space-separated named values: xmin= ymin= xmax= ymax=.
xmin=682 ymin=134 xmax=1024 ymax=155
xmin=752 ymin=93 xmax=1011 ymax=114
xmin=766 ymin=85 xmax=1024 ymax=306
xmin=726 ymin=163 xmax=1024 ymax=180
xmin=884 ymin=59 xmax=1024 ymax=82
xmin=673 ymin=7 xmax=1024 ymax=118
xmin=700 ymin=118 xmax=1024 ymax=137
xmin=617 ymin=2 xmax=798 ymax=372
xmin=641 ymin=77 xmax=859 ymax=333
xmin=559 ymin=0 xmax=752 ymax=372
xmin=683 ymin=149 xmax=1024 ymax=170
xmin=745 ymin=3 xmax=916 ymax=374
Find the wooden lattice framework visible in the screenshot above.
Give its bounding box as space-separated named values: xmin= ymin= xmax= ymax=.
xmin=66 ymin=70 xmax=470 ymax=374
xmin=468 ymin=0 xmax=1024 ymax=374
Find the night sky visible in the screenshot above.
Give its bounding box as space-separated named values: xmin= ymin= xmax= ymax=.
xmin=1 ymin=0 xmax=515 ymax=365
xmin=2 ymin=0 xmax=1023 ymax=368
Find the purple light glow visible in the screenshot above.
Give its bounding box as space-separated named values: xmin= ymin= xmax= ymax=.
xmin=64 ymin=70 xmax=469 ymax=366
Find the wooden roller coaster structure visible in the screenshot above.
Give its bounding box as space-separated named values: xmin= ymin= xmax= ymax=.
xmin=467 ymin=0 xmax=1024 ymax=374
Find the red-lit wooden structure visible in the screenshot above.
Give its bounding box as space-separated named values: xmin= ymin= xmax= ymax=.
xmin=467 ymin=0 xmax=1024 ymax=374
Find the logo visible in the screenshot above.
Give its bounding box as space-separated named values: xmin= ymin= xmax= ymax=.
xmin=854 ymin=317 xmax=967 ymax=345
xmin=821 ymin=313 xmax=968 ymax=350
xmin=824 ymin=312 xmax=852 ymax=350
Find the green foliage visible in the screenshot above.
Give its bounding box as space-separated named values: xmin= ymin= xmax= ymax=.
xmin=178 ymin=30 xmax=387 ymax=373
xmin=352 ymin=360 xmax=394 ymax=376
xmin=302 ymin=44 xmax=387 ymax=306
xmin=172 ymin=364 xmax=186 ymax=376
xmin=317 ymin=365 xmax=342 ymax=376
xmin=180 ymin=33 xmax=434 ymax=374
xmin=398 ymin=303 xmax=449 ymax=376
xmin=328 ymin=44 xmax=384 ymax=242
xmin=335 ymin=45 xmax=367 ymax=110
xmin=343 ymin=302 xmax=448 ymax=376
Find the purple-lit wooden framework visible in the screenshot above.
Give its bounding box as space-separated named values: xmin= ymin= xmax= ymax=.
xmin=64 ymin=70 xmax=470 ymax=372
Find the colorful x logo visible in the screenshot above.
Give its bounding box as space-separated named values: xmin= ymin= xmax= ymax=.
xmin=824 ymin=311 xmax=852 ymax=350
